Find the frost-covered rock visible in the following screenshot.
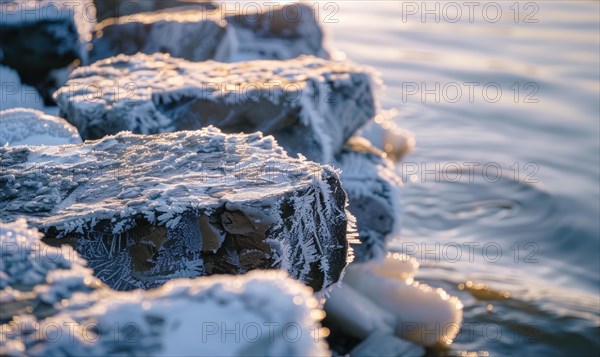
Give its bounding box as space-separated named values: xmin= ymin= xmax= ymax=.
xmin=0 ymin=127 xmax=351 ymax=291
xmin=0 ymin=219 xmax=100 ymax=332
xmin=336 ymin=137 xmax=403 ymax=261
xmin=54 ymin=53 xmax=376 ymax=163
xmin=0 ymin=108 xmax=82 ymax=146
xmin=0 ymin=66 xmax=44 ymax=111
xmin=223 ymin=2 xmax=328 ymax=61
xmin=1 ymin=272 xmax=330 ymax=357
xmin=89 ymin=2 xmax=327 ymax=63
xmin=0 ymin=219 xmax=93 ymax=292
xmin=93 ymin=0 xmax=216 ymax=22
xmin=0 ymin=0 xmax=96 ymax=103
xmin=325 ymin=253 xmax=463 ymax=347
xmin=90 ymin=6 xmax=228 ymax=63
xmin=0 ymin=221 xmax=329 ymax=356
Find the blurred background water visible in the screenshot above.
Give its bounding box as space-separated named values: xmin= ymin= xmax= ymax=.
xmin=326 ymin=1 xmax=599 ymax=355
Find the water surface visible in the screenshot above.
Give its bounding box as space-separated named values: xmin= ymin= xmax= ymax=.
xmin=326 ymin=1 xmax=599 ymax=355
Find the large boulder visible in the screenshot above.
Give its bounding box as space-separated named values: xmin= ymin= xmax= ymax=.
xmin=92 ymin=0 xmax=216 ymax=22
xmin=0 ymin=127 xmax=351 ymax=291
xmin=54 ymin=53 xmax=377 ymax=163
xmin=0 ymin=108 xmax=82 ymax=146
xmin=90 ymin=6 xmax=228 ymax=63
xmin=0 ymin=0 xmax=95 ymax=104
xmin=0 ymin=220 xmax=330 ymax=356
xmin=89 ymin=2 xmax=327 ymax=63
xmin=221 ymin=1 xmax=328 ymax=61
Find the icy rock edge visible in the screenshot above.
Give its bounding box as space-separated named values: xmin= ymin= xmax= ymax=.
xmin=0 ymin=127 xmax=354 ymax=292
xmin=337 ymin=137 xmax=403 ymax=262
xmin=0 ymin=219 xmax=330 ymax=357
xmin=0 ymin=108 xmax=82 ymax=146
xmin=54 ymin=53 xmax=377 ymax=163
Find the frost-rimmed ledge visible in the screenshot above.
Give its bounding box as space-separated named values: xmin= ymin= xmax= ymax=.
xmin=0 ymin=127 xmax=351 ymax=291
xmin=54 ymin=53 xmax=377 ymax=163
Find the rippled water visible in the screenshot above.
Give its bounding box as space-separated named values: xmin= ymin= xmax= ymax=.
xmin=326 ymin=1 xmax=599 ymax=355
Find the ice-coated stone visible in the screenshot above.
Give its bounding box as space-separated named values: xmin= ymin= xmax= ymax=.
xmin=0 ymin=220 xmax=329 ymax=356
xmin=336 ymin=137 xmax=403 ymax=261
xmin=0 ymin=127 xmax=351 ymax=291
xmin=350 ymin=331 xmax=425 ymax=357
xmin=325 ymin=253 xmax=463 ymax=347
xmin=89 ymin=2 xmax=327 ymax=63
xmin=54 ymin=53 xmax=377 ymax=163
xmin=0 ymin=108 xmax=82 ymax=146
xmin=92 ymin=0 xmax=216 ymax=22
xmin=90 ymin=6 xmax=228 ymax=63
xmin=0 ymin=0 xmax=96 ymax=103
xmin=223 ymin=2 xmax=328 ymax=61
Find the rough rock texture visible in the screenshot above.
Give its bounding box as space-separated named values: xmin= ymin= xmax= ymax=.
xmin=93 ymin=0 xmax=216 ymax=22
xmin=0 ymin=108 xmax=82 ymax=146
xmin=90 ymin=6 xmax=228 ymax=63
xmin=89 ymin=3 xmax=327 ymax=63
xmin=0 ymin=127 xmax=351 ymax=291
xmin=336 ymin=138 xmax=402 ymax=261
xmin=0 ymin=0 xmax=95 ymax=104
xmin=54 ymin=53 xmax=377 ymax=163
xmin=223 ymin=2 xmax=328 ymax=61
xmin=0 ymin=220 xmax=329 ymax=356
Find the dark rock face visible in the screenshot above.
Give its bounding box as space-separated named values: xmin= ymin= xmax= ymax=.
xmin=336 ymin=138 xmax=403 ymax=261
xmin=0 ymin=1 xmax=95 ymax=104
xmin=0 ymin=127 xmax=350 ymax=291
xmin=89 ymin=2 xmax=327 ymax=63
xmin=222 ymin=2 xmax=327 ymax=61
xmin=54 ymin=53 xmax=376 ymax=163
xmin=92 ymin=0 xmax=217 ymax=22
xmin=90 ymin=6 xmax=228 ymax=63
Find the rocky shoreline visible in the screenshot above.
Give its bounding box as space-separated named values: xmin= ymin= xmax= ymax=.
xmin=1 ymin=1 xmax=462 ymax=356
